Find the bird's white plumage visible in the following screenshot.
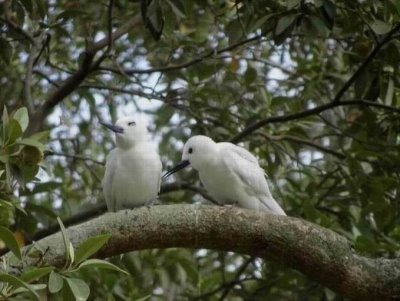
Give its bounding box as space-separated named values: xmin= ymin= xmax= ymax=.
xmin=181 ymin=135 xmax=286 ymax=215
xmin=102 ymin=117 xmax=162 ymax=212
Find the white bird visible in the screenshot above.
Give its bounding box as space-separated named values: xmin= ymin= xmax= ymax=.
xmin=101 ymin=117 xmax=162 ymax=212
xmin=163 ymin=135 xmax=286 ymax=215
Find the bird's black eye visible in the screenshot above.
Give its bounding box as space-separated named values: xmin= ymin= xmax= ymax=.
xmin=128 ymin=121 xmax=136 ymax=126
xmin=188 ymin=147 xmax=193 ymax=154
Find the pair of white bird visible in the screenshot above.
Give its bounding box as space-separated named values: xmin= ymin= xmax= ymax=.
xmin=101 ymin=117 xmax=286 ymax=215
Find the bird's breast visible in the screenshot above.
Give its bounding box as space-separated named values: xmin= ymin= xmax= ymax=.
xmin=111 ymin=148 xmax=161 ymax=206
xmin=198 ymin=164 xmax=240 ymax=205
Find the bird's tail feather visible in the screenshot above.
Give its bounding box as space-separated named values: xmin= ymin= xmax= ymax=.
xmin=260 ymin=197 xmax=286 ymax=216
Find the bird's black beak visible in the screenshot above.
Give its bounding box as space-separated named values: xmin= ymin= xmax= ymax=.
xmin=162 ymin=160 xmax=190 ymax=179
xmin=101 ymin=122 xmax=124 ymax=134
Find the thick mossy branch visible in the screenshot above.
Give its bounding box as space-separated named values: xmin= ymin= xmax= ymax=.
xmin=6 ymin=205 xmax=400 ymax=300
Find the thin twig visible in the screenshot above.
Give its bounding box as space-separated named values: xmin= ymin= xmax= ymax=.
xmin=218 ymin=257 xmax=254 ymax=301
xmin=262 ymin=133 xmax=346 ymax=159
xmin=191 ymin=257 xmax=254 ymax=301
xmin=80 ymin=84 xmax=166 ymax=100
xmin=107 ymin=0 xmax=115 ymax=53
xmin=45 ymin=151 xmax=105 ymax=165
xmin=33 ymin=70 xmax=61 ymax=87
xmin=23 ymin=33 xmax=47 ymax=113
xmin=100 ymin=35 xmax=265 ymax=75
xmin=88 ymin=15 xmax=141 ymax=54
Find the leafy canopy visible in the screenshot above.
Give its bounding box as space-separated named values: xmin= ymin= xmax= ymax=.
xmin=0 ymin=0 xmax=399 ymax=300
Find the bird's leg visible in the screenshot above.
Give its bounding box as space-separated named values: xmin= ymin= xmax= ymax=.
xmin=223 ymin=200 xmax=238 ymax=209
xmin=144 ymin=197 xmax=157 ymax=209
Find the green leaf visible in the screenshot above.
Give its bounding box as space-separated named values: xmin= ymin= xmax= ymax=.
xmin=77 ymin=259 xmax=128 ymax=275
xmin=141 ymin=0 xmax=164 ymax=41
xmin=48 ymin=271 xmax=63 ymax=294
xmin=12 ymin=283 xmax=47 ymax=294
xmin=0 ymin=273 xmax=40 ymax=300
xmin=29 ymin=181 xmax=62 ymax=194
xmin=7 ymin=119 xmax=23 ymax=144
xmin=13 ymin=107 xmax=29 ymax=132
xmin=57 ymin=217 xmax=73 ymax=266
xmin=320 ymin=0 xmax=336 ymax=30
xmin=0 ymin=204 xmax=15 ymax=228
xmin=385 ymin=78 xmax=394 ymax=105
xmin=371 ymin=20 xmax=392 ymax=35
xmin=5 ymin=162 xmax=11 ymax=191
xmin=165 ymin=0 xmax=185 ymax=19
xmin=75 ymin=234 xmax=111 ymax=265
xmin=274 ymin=14 xmax=297 ymax=45
xmin=286 ymin=0 xmax=300 ymax=9
xmin=13 ymin=201 xmax=27 ymax=215
xmin=65 ymin=277 xmax=90 ymax=301
xmin=17 ymin=138 xmax=46 ymax=150
xmin=19 ymin=0 xmax=33 ymax=15
xmin=244 ymin=67 xmax=258 ymax=85
xmin=35 ymin=0 xmax=47 ymax=19
xmin=29 ymin=130 xmax=50 ymax=143
xmin=20 ymin=267 xmax=53 ymax=283
xmin=19 ymin=164 xmax=40 ymax=182
xmin=275 ymin=14 xmax=297 ymax=36
xmin=136 ymin=295 xmax=152 ymax=301
xmin=2 ymin=106 xmax=9 ymax=139
xmin=69 ymin=241 xmax=75 ymax=264
xmin=20 ymin=145 xmax=43 ymax=166
xmin=390 ymin=0 xmax=400 ymax=15
xmin=0 ymin=38 xmax=13 ymax=64
xmin=0 ymin=225 xmax=21 ymax=259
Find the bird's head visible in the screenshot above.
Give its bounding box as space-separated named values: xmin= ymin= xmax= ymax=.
xmin=101 ymin=116 xmax=149 ymax=149
xmin=163 ymin=135 xmax=217 ymax=179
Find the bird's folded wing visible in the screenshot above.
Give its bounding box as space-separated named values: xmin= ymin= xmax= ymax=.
xmin=102 ymin=151 xmax=117 ymax=209
xmin=220 ymin=143 xmax=286 ymax=215
xmin=219 ymin=143 xmax=266 ymax=194
xmin=219 ymin=142 xmax=259 ymax=165
xmin=157 ymin=159 xmax=162 ymax=195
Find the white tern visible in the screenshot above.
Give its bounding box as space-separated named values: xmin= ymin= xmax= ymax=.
xmin=101 ymin=117 xmax=162 ymax=212
xmin=163 ymin=135 xmax=286 ymax=215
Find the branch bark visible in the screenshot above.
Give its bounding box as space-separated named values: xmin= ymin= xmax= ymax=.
xmin=7 ymin=205 xmax=400 ymax=301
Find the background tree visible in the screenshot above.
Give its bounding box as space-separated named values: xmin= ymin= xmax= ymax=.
xmin=0 ymin=0 xmax=399 ymax=300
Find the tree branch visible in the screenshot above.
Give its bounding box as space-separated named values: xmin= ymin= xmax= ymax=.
xmin=100 ymin=35 xmax=264 ymax=75
xmin=218 ymin=257 xmax=254 ymax=300
xmin=231 ymin=99 xmax=400 ymax=143
xmin=6 ymin=205 xmax=400 ymax=301
xmin=23 ymin=182 xmax=213 ymax=243
xmin=44 ymin=150 xmax=105 ymax=166
xmin=107 ymin=0 xmax=115 ymax=53
xmin=80 ymin=84 xmax=166 ymax=101
xmin=27 ymin=16 xmax=141 ymax=134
